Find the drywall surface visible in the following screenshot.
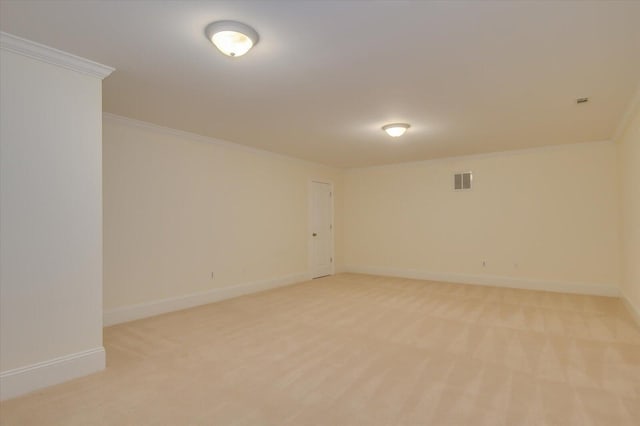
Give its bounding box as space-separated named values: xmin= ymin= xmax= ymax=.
xmin=344 ymin=141 xmax=620 ymax=294
xmin=617 ymin=95 xmax=640 ymax=317
xmin=0 ymin=48 xmax=106 ymax=397
xmin=103 ymin=115 xmax=343 ymax=319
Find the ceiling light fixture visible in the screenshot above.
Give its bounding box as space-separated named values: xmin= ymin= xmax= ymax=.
xmin=382 ymin=123 xmax=410 ymax=137
xmin=205 ymin=20 xmax=259 ymax=57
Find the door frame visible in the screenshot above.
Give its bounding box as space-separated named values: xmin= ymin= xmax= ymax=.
xmin=307 ymin=179 xmax=335 ymax=279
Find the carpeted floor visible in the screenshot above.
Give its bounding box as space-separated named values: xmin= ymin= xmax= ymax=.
xmin=1 ymin=273 xmax=639 ymax=425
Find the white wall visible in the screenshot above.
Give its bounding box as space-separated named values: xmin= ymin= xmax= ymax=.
xmin=617 ymin=93 xmax=640 ymax=321
xmin=0 ymin=35 xmax=112 ymax=400
xmin=344 ymin=141 xmax=621 ymax=295
xmin=102 ymin=115 xmax=343 ymax=324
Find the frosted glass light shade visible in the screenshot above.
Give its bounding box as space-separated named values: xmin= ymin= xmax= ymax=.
xmin=382 ymin=123 xmax=410 ymax=137
xmin=205 ymin=21 xmax=259 ymax=57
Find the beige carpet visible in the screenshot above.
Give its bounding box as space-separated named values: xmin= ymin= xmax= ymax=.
xmin=1 ymin=273 xmax=639 ymax=425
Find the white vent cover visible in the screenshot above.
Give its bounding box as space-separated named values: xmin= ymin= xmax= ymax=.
xmin=454 ymin=172 xmax=472 ymax=190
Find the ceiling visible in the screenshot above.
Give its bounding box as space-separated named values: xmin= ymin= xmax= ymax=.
xmin=1 ymin=1 xmax=639 ymax=168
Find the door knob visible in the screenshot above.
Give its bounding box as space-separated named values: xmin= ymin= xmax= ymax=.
xmin=312 ymin=233 xmax=317 ymax=237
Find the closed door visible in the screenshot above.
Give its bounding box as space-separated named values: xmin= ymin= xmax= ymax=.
xmin=309 ymin=181 xmax=333 ymax=279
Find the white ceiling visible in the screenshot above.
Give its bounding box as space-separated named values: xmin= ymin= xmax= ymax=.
xmin=1 ymin=1 xmax=639 ymax=168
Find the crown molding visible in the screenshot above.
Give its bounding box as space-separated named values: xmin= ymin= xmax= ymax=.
xmin=0 ymin=32 xmax=114 ymax=79
xmin=102 ymin=112 xmax=338 ymax=169
xmin=347 ymin=139 xmax=614 ymax=171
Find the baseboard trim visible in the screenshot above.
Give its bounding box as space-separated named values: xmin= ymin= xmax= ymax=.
xmin=622 ymin=295 xmax=640 ymax=328
xmin=0 ymin=347 xmax=105 ymax=401
xmin=104 ymin=273 xmax=309 ymax=326
xmin=344 ymin=266 xmax=619 ymax=297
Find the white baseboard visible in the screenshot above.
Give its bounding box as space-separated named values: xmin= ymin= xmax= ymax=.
xmin=344 ymin=265 xmax=619 ymax=297
xmin=622 ymin=295 xmax=640 ymax=328
xmin=0 ymin=347 xmax=105 ymax=401
xmin=104 ymin=273 xmax=309 ymax=326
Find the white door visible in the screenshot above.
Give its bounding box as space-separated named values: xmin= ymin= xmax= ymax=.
xmin=309 ymin=181 xmax=333 ymax=279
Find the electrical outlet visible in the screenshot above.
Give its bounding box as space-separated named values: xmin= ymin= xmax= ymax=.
xmin=482 ymin=261 xmax=486 ymax=267
xmin=210 ymin=272 xmax=215 ymax=279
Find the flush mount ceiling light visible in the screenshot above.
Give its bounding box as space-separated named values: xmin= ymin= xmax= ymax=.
xmin=382 ymin=123 xmax=410 ymax=137
xmin=205 ymin=20 xmax=259 ymax=57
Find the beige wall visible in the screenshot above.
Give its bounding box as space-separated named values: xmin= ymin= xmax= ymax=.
xmin=344 ymin=141 xmax=620 ymax=294
xmin=0 ymin=46 xmax=108 ymax=399
xmin=103 ymin=116 xmax=343 ymax=319
xmin=617 ymin=94 xmax=640 ymax=317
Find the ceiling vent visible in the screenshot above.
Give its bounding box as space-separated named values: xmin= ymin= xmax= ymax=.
xmin=454 ymin=172 xmax=472 ymax=191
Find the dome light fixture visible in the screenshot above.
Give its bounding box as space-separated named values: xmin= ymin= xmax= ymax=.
xmin=205 ymin=20 xmax=259 ymax=57
xmin=382 ymin=123 xmax=410 ymax=137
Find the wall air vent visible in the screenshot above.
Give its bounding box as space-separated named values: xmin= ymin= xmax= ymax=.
xmin=454 ymin=172 xmax=472 ymax=191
